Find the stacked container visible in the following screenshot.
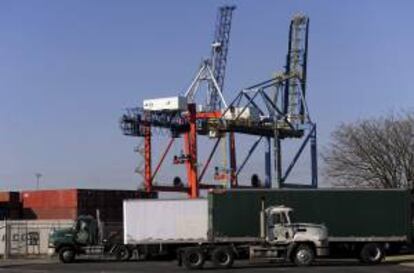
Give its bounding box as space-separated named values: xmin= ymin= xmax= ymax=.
xmin=20 ymin=189 xmax=156 ymax=221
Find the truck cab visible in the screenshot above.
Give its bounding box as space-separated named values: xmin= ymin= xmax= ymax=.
xmin=48 ymin=215 xmax=130 ymax=263
xmin=266 ymin=206 xmax=328 ymax=248
xmin=249 ymin=205 xmax=329 ymax=266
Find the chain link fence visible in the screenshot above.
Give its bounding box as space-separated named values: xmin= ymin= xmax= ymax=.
xmin=0 ymin=220 xmax=73 ymax=258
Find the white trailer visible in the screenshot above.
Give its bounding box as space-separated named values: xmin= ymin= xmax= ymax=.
xmin=123 ymin=199 xmax=208 ymax=244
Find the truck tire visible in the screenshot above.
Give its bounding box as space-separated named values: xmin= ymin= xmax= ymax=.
xmin=211 ymin=246 xmax=234 ymax=269
xmin=116 ymin=245 xmax=131 ymax=261
xmin=59 ymin=247 xmax=76 ymax=263
xmin=293 ymin=244 xmax=314 ymax=267
xmin=359 ymin=243 xmax=384 ymax=264
xmin=182 ymin=248 xmax=205 ymax=270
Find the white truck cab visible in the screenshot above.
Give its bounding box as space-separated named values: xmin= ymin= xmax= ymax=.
xmin=250 ymin=205 xmax=329 ymax=266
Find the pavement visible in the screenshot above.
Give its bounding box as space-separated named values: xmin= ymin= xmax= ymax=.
xmin=0 ymin=257 xmax=413 ymax=273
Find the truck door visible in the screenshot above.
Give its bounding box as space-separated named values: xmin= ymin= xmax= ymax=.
xmin=268 ymin=212 xmax=291 ymax=244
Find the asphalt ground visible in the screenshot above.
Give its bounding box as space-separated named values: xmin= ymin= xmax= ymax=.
xmin=0 ymin=258 xmax=413 ymax=273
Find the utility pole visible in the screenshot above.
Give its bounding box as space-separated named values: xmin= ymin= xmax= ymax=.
xmin=35 ymin=173 xmax=42 ymax=190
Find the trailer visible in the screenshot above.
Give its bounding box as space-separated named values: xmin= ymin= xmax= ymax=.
xmin=123 ymin=189 xmax=413 ymax=268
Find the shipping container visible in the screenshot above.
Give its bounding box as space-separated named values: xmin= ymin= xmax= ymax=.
xmin=143 ymin=96 xmax=187 ymax=111
xmin=208 ymin=189 xmax=412 ymax=241
xmin=20 ymin=189 xmax=157 ymax=221
xmin=21 ymin=189 xmax=77 ymax=209
xmin=124 ymin=199 xmax=208 ymax=244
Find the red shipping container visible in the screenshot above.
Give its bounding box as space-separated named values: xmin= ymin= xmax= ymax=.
xmin=21 ymin=189 xmax=77 ymax=209
xmin=22 ymin=207 xmax=77 ymax=220
xmin=19 ymin=189 xmax=157 ymax=220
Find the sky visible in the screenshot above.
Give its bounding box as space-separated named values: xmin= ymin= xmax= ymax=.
xmin=0 ymin=0 xmax=413 ymax=191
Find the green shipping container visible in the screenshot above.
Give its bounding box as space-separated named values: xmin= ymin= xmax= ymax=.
xmin=208 ymin=189 xmax=413 ymax=242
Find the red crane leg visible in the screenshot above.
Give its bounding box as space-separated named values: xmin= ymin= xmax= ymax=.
xmin=144 ymin=125 xmax=152 ymax=192
xmin=183 ymin=132 xmax=192 ymax=185
xmin=185 ymin=104 xmax=198 ymax=198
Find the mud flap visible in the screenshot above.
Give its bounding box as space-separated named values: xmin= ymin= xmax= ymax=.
xmin=177 ymin=250 xmax=183 ymax=267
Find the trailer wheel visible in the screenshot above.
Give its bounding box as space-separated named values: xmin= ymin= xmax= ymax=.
xmin=59 ymin=247 xmax=76 ymax=263
xmin=116 ymin=245 xmax=131 ymax=261
xmin=293 ymin=244 xmax=314 ymax=267
xmin=182 ymin=248 xmax=205 ymax=270
xmin=211 ymin=246 xmax=234 ymax=268
xmin=359 ymin=243 xmax=384 ymax=264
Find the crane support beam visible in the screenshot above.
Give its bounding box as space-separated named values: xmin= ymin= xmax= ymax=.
xmin=229 ymin=132 xmax=237 ymax=187
xmin=144 ymin=124 xmax=152 ymax=192
xmin=151 ymin=138 xmax=175 ymax=182
xmin=236 ymin=136 xmax=263 ymax=177
xmin=185 ymin=104 xmax=199 ymax=198
xmin=198 ymin=137 xmax=222 ymax=183
xmin=281 ymin=123 xmax=315 ymax=184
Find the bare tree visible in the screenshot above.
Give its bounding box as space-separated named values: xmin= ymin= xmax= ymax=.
xmin=323 ymin=112 xmax=414 ymax=190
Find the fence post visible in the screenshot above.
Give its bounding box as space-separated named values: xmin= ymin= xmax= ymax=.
xmin=4 ymin=219 xmax=8 ymax=260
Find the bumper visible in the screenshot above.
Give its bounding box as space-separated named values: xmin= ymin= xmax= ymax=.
xmin=48 ymin=247 xmax=56 ymax=256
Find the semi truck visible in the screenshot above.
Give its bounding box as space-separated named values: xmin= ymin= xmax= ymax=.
xmin=123 ymin=189 xmax=413 ymax=268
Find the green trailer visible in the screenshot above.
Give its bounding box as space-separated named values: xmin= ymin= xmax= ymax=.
xmin=209 ymin=189 xmax=413 ymax=257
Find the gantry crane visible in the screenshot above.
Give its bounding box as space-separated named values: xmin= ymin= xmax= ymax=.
xmin=120 ymin=9 xmax=317 ymax=198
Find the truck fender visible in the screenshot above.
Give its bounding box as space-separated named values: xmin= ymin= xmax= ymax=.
xmin=56 ymin=244 xmax=78 ymax=255
xmin=286 ymin=242 xmax=298 ymax=261
xmin=288 ymin=242 xmax=317 ymax=261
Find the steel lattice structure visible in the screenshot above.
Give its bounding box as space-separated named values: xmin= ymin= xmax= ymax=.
xmin=208 ymin=5 xmax=235 ymax=111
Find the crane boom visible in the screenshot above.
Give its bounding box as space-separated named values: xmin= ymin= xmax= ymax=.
xmin=283 ymin=14 xmax=309 ymax=124
xmin=208 ymin=5 xmax=236 ymax=111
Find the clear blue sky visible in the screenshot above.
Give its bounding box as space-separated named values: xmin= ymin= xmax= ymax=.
xmin=1 ymin=0 xmax=413 ymax=190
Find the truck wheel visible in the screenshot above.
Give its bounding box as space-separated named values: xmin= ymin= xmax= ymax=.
xmin=359 ymin=243 xmax=384 ymax=264
xmin=59 ymin=247 xmax=76 ymax=263
xmin=211 ymin=247 xmax=234 ymax=268
xmin=293 ymin=244 xmax=314 ymax=267
xmin=116 ymin=245 xmax=131 ymax=261
xmin=182 ymin=248 xmax=205 ymax=270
